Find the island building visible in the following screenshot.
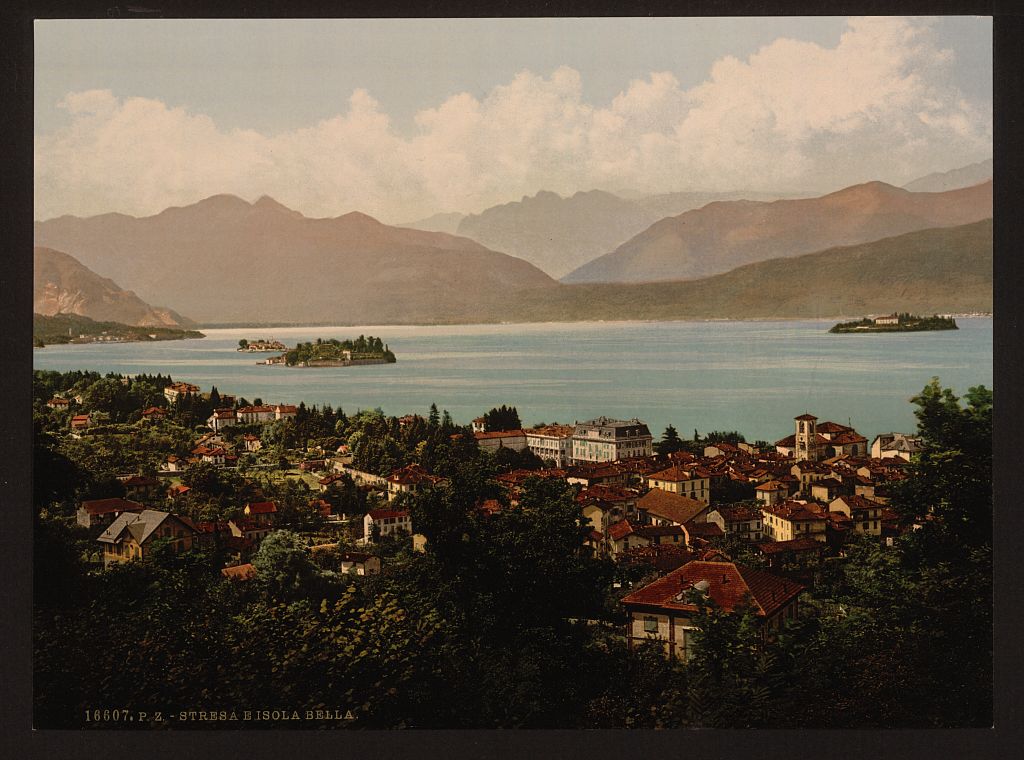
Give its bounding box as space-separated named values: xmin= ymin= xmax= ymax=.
xmin=525 ymin=425 xmax=575 ymax=467
xmin=873 ymin=314 xmax=900 ymax=325
xmin=571 ymin=417 xmax=653 ymax=464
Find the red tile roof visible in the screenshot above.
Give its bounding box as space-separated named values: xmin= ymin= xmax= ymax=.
xmin=221 ymin=563 xmax=256 ymax=580
xmin=621 ymin=560 xmax=804 ymax=617
xmin=79 ymin=497 xmax=145 ymax=516
xmin=648 ymin=464 xmax=707 ymax=483
xmin=756 ymin=537 xmax=825 ymax=555
xmin=607 ymin=520 xmax=638 ymax=541
xmin=637 ymin=489 xmax=707 ymax=525
xmin=245 ymin=501 xmax=278 ymax=515
xmin=763 ymin=500 xmax=829 ymax=522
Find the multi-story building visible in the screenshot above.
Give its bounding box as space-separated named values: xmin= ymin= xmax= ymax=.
xmin=706 ymin=505 xmax=764 ymax=542
xmin=646 ymin=464 xmax=711 ymax=505
xmin=163 ymin=382 xmax=201 ymax=403
xmin=761 ymin=500 xmax=828 ymax=542
xmin=829 ymin=494 xmax=885 ymax=537
xmin=97 ymin=509 xmax=199 ymax=569
xmin=207 ymin=408 xmax=237 ymax=431
xmin=525 ymin=425 xmax=575 ymax=467
xmin=571 ymin=417 xmax=653 ymax=464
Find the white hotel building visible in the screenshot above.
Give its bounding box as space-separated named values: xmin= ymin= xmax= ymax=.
xmin=524 ymin=425 xmax=575 ymax=468
xmin=571 ymin=417 xmax=653 ymax=464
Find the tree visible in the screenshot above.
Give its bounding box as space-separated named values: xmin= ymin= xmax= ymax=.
xmin=238 ymin=338 xmax=248 ymax=349
xmin=251 ymin=530 xmax=332 ymax=599
xmin=655 ymin=425 xmax=684 ymax=455
xmin=482 ymin=405 xmax=521 ymax=431
xmin=889 ymin=379 xmax=992 ymax=553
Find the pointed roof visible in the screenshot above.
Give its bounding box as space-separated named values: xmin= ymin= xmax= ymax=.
xmin=621 ymin=560 xmax=804 ymax=617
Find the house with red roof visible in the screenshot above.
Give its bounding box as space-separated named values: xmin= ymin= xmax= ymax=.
xmin=70 ymin=414 xmax=91 ymax=432
xmin=243 ymin=500 xmax=278 ymax=526
xmin=621 ymin=560 xmax=805 ymax=660
xmin=646 ymin=464 xmax=711 ymax=505
xmin=207 ymin=408 xmax=237 ymax=431
xmin=163 ymin=382 xmax=201 ymax=403
xmin=755 ymin=479 xmax=788 ymax=506
xmin=761 ymin=500 xmax=829 ymax=543
xmin=140 ymin=406 xmax=167 ymax=421
xmin=76 ymin=497 xmax=145 ymax=529
xmin=46 ymin=397 xmax=71 ymax=410
xmin=636 ymin=488 xmax=709 ymax=528
xmin=707 ymin=505 xmax=764 ymax=542
xmin=829 ymin=494 xmax=885 ymax=537
xmin=386 ymin=463 xmax=444 ymax=502
xmin=362 ymin=508 xmax=413 ymax=544
xmin=606 ymin=520 xmax=651 ymax=557
xmin=118 ymin=474 xmax=164 ymax=500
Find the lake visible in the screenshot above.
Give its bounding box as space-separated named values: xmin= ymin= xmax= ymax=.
xmin=32 ymin=318 xmax=993 ymax=443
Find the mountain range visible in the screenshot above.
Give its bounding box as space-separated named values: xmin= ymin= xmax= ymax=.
xmin=516 ymin=219 xmax=992 ymax=321
xmin=34 ymin=195 xmax=557 ymax=324
xmin=562 ymin=180 xmax=992 ymax=284
xmin=902 ymin=158 xmax=992 ymax=193
xmin=34 ymin=246 xmax=194 ymax=327
xmin=452 ymin=188 xmax=812 ymax=279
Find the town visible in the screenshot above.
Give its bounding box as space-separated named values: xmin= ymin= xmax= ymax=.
xmin=32 ymin=368 xmax=992 ymax=729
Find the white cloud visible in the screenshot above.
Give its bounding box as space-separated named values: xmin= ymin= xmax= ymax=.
xmin=35 ymin=16 xmax=991 ymax=222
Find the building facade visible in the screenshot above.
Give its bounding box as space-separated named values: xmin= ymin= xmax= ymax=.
xmin=571 ymin=417 xmax=653 ymax=464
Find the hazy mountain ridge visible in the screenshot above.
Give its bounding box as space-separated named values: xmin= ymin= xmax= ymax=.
xmin=562 ymin=180 xmax=992 ymax=284
xmin=455 ymin=188 xmax=812 ymax=278
xmin=902 ymin=158 xmax=992 ymax=193
xmin=34 ymin=195 xmax=558 ymax=324
xmin=396 ymin=212 xmax=466 ymax=235
xmin=34 ymin=247 xmax=195 ymax=327
xmin=514 ymin=219 xmax=992 ymax=322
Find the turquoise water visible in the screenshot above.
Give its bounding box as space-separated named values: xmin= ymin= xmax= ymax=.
xmin=32 ymin=319 xmax=993 ymax=442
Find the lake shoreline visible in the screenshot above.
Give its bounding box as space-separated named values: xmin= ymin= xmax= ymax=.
xmin=194 ymin=314 xmax=994 ymax=330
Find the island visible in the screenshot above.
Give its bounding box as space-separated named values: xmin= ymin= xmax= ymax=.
xmin=237 ymin=338 xmax=287 ymax=352
xmin=829 ymin=313 xmax=958 ymax=333
xmin=33 ymin=312 xmax=205 ymax=347
xmin=260 ymin=335 xmax=397 ymax=367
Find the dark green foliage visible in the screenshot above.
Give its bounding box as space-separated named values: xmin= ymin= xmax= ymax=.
xmin=654 ymin=424 xmax=684 ymax=455
xmin=482 ymin=404 xmax=521 ymax=431
xmin=284 ymin=335 xmax=396 ymax=365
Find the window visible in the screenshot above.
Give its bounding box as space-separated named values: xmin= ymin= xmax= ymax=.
xmin=643 ymin=616 xmax=659 ymax=634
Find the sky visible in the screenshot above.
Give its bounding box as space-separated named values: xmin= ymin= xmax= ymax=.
xmin=34 ymin=16 xmax=992 ymax=224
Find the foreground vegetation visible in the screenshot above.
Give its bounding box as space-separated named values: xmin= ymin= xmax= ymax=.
xmin=32 ymin=372 xmax=992 ymax=728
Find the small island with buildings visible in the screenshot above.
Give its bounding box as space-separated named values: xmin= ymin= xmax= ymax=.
xmin=829 ymin=312 xmax=958 ymax=333
xmin=259 ymin=335 xmax=397 ymax=367
xmin=237 ymin=338 xmax=287 ymax=352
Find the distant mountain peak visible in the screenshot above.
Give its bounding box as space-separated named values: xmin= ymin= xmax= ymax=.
xmin=335 ymin=210 xmax=383 ymax=225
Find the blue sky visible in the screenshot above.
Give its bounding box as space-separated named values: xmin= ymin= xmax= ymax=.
xmin=34 ymin=16 xmax=992 ymax=222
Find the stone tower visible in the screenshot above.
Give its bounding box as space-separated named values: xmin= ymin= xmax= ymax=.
xmin=794 ymin=413 xmax=819 ymax=462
